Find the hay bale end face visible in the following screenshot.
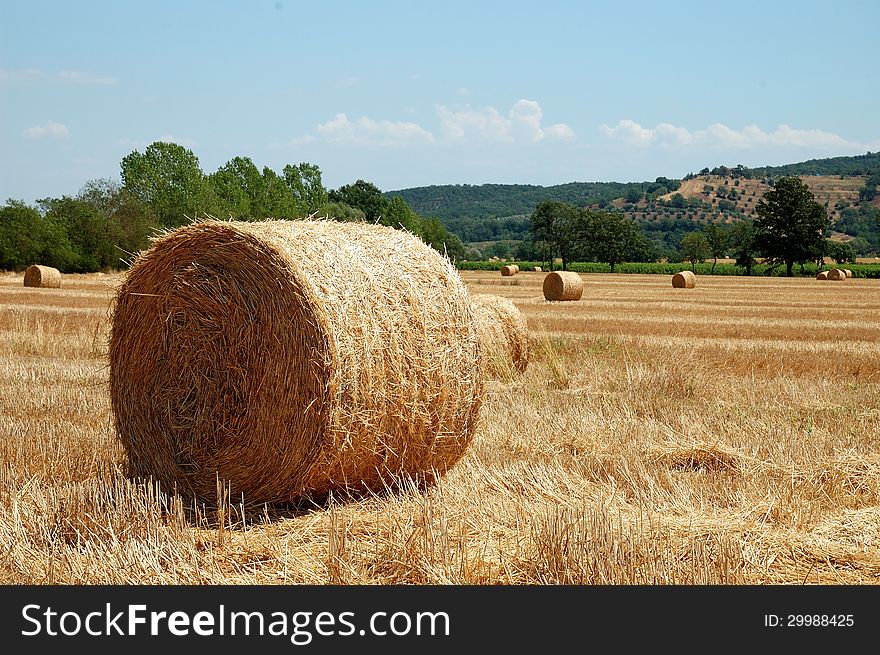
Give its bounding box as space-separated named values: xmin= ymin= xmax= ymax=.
xmin=501 ymin=264 xmax=520 ymax=276
xmin=816 ymin=271 xmax=829 ymax=280
xmin=542 ymin=271 xmax=583 ymax=301
xmin=470 ymin=294 xmax=530 ymax=377
xmin=672 ymin=270 xmax=696 ymax=288
xmin=23 ymin=264 xmax=61 ymax=288
xmin=827 ymin=268 xmax=847 ymax=281
xmin=109 ymin=219 xmax=484 ymax=504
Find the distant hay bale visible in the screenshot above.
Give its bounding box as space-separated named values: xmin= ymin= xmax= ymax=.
xmin=501 ymin=264 xmax=520 ymax=276
xmin=470 ymin=294 xmax=530 ymax=377
xmin=816 ymin=271 xmax=829 ymax=280
xmin=843 ymin=269 xmax=853 ymax=278
xmin=533 ymin=266 xmax=542 ymax=272
xmin=542 ymin=271 xmax=583 ymax=301
xmin=827 ymin=268 xmax=847 ymax=281
xmin=109 ymin=219 xmax=484 ymax=504
xmin=672 ymin=270 xmax=696 ymax=288
xmin=23 ymin=264 xmax=61 ymax=288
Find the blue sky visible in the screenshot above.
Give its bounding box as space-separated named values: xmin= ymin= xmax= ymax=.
xmin=2 ymin=0 xmax=878 ymax=204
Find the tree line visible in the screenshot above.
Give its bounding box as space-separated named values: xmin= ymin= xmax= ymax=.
xmin=0 ymin=141 xmax=466 ymax=273
xmin=526 ymin=177 xmax=845 ymax=277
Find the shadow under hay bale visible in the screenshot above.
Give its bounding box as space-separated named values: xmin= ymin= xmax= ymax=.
xmin=470 ymin=293 xmax=530 ymax=378
xmin=542 ymin=271 xmax=583 ymax=301
xmin=23 ymin=264 xmax=61 ymax=288
xmin=672 ymin=270 xmax=696 ymax=288
xmin=109 ymin=219 xmax=484 ymax=505
xmin=501 ymin=264 xmax=519 ymax=276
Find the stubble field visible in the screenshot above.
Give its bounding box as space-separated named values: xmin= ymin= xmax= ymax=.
xmin=1 ymin=269 xmax=878 ymax=584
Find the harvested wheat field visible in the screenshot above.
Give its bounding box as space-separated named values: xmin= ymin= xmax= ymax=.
xmin=1 ymin=268 xmax=879 ymax=584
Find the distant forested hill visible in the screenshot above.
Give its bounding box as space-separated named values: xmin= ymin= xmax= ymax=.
xmin=385 ymin=152 xmax=880 ymax=247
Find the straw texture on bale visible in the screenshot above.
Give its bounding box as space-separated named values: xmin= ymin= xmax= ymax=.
xmin=827 ymin=268 xmax=847 ymax=281
xmin=23 ymin=264 xmax=61 ymax=288
xmin=500 ymin=264 xmax=520 ymax=276
xmin=672 ymin=270 xmax=696 ymax=288
xmin=470 ymin=294 xmax=530 ymax=377
xmin=843 ymin=269 xmax=853 ymax=278
xmin=109 ymin=219 xmax=484 ymax=504
xmin=816 ymin=271 xmax=829 ymax=280
xmin=542 ymin=271 xmax=583 ymax=301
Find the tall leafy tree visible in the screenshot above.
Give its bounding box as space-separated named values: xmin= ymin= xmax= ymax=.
xmin=754 ymin=177 xmax=828 ymax=276
xmin=529 ymin=200 xmax=579 ymax=270
xmin=121 ymin=141 xmax=216 ymax=227
xmin=680 ymin=231 xmax=711 ymax=272
xmin=704 ymin=224 xmax=728 ymax=273
xmin=40 ymin=197 xmax=118 ymax=272
xmin=0 ymin=200 xmax=76 ymax=271
xmin=77 ymin=178 xmax=158 ymax=263
xmin=581 ymin=210 xmax=645 ymax=273
xmin=283 ymin=163 xmax=328 ymax=214
xmin=729 ymin=219 xmax=758 ymax=275
xmin=328 ymin=180 xmax=388 ymax=223
xmin=209 ymin=156 xmax=264 ymax=218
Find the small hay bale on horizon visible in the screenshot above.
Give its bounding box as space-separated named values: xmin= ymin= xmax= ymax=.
xmin=827 ymin=268 xmax=847 ymax=281
xmin=532 ymin=266 xmax=542 ymax=272
xmin=470 ymin=293 xmax=530 ymax=378
xmin=501 ymin=264 xmax=520 ymax=276
xmin=816 ymin=271 xmax=829 ymax=280
xmin=23 ymin=264 xmax=61 ymax=288
xmin=542 ymin=270 xmax=583 ymax=301
xmin=672 ymin=270 xmax=696 ymax=288
xmin=109 ymin=219 xmax=484 ymax=505
xmin=843 ymin=269 xmax=853 ymax=278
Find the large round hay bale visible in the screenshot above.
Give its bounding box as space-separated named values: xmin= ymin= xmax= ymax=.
xmin=470 ymin=294 xmax=530 ymax=377
xmin=109 ymin=219 xmax=484 ymax=504
xmin=501 ymin=264 xmax=520 ymax=276
xmin=816 ymin=271 xmax=829 ymax=280
xmin=843 ymin=269 xmax=853 ymax=278
xmin=23 ymin=264 xmax=61 ymax=288
xmin=828 ymin=268 xmax=847 ymax=281
xmin=542 ymin=271 xmax=583 ymax=301
xmin=672 ymin=270 xmax=696 ymax=288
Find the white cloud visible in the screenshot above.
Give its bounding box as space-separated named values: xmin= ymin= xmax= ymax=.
xmin=0 ymin=68 xmax=43 ymax=83
xmin=280 ymin=99 xmax=574 ymax=150
xmin=437 ymin=99 xmax=575 ymax=144
xmin=57 ymin=70 xmax=118 ymax=85
xmin=311 ymin=113 xmax=435 ymax=147
xmin=23 ymin=120 xmax=69 ymax=139
xmin=600 ymin=119 xmax=865 ymax=151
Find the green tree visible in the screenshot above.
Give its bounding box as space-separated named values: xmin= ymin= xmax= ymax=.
xmin=40 ymin=197 xmax=118 ymax=272
xmin=754 ymin=177 xmax=829 ymax=276
xmin=121 ymin=141 xmax=217 ymax=228
xmin=77 ymin=178 xmax=158 ymax=263
xmin=824 ymin=240 xmax=856 ymax=264
xmin=283 ymin=163 xmax=328 ymax=214
xmin=704 ymin=224 xmax=728 ymax=273
xmin=0 ymin=200 xmax=76 ymax=271
xmin=209 ymin=156 xmax=265 ymax=218
xmin=383 ymin=195 xmax=422 ymax=234
xmin=729 ymin=219 xmax=758 ymax=275
xmin=529 ymin=200 xmax=579 ymax=270
xmin=581 ymin=210 xmax=645 ymax=273
xmin=680 ymin=231 xmax=710 ymax=271
xmin=328 ymin=180 xmax=388 ymax=223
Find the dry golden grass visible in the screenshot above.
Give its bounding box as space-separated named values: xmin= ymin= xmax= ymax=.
xmin=1 ymin=269 xmax=879 ymax=584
